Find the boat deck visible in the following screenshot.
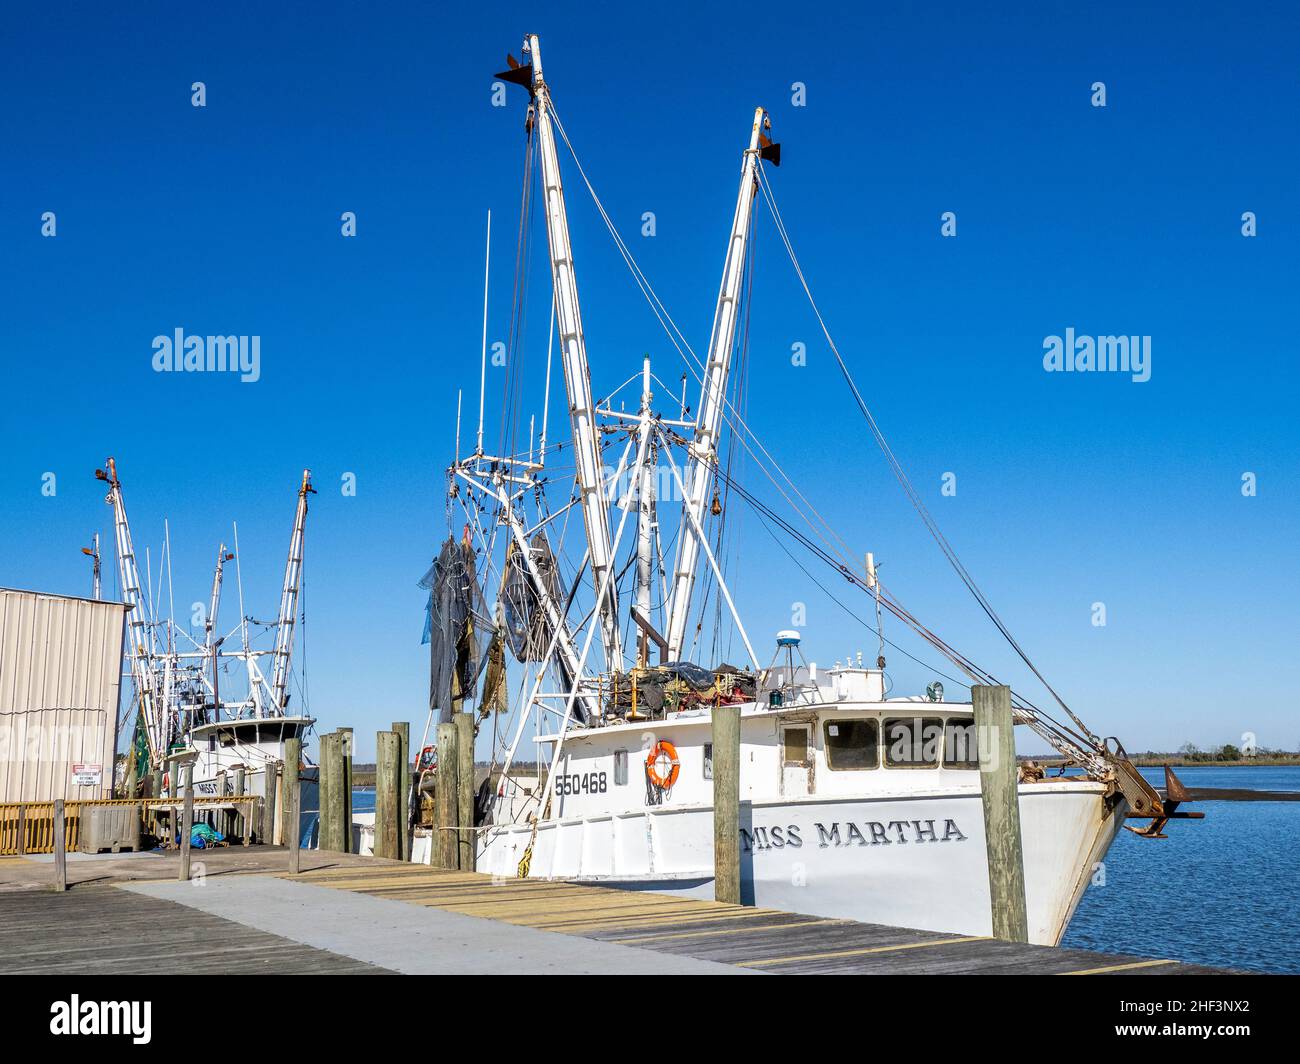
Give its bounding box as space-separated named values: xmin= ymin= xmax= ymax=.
xmin=0 ymin=850 xmax=1232 ymax=975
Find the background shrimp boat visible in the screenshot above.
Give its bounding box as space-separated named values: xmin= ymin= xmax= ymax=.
xmin=98 ymin=458 xmax=316 ymax=838
xmin=412 ymin=33 xmax=1197 ymax=946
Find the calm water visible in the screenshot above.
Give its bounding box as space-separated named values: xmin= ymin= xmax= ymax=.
xmin=1061 ymin=765 xmax=1300 ymax=973
xmin=347 ymin=771 xmax=1297 ymax=973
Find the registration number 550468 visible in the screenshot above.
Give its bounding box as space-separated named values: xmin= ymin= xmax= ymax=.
xmin=555 ymin=772 xmax=607 ymax=796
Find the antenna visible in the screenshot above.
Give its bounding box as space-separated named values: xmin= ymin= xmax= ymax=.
xmin=81 ymin=533 xmax=101 ymax=599
xmin=477 ymin=209 xmax=491 ymax=456
xmin=145 ymin=547 xmax=154 ymax=629
xmin=233 ymin=522 xmax=250 ymax=658
xmin=164 ymin=519 xmax=176 ymax=655
xmin=866 ymin=552 xmax=885 ymax=667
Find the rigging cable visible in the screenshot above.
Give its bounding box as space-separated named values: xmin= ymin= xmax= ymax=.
xmin=755 ymin=165 xmax=1098 ymax=746
xmin=548 ymin=100 xmax=1098 ymax=759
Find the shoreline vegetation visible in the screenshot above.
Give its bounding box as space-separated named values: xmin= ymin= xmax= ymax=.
xmin=1127 ymin=756 xmax=1300 ymax=768
xmin=1033 ymin=747 xmax=1300 ymax=769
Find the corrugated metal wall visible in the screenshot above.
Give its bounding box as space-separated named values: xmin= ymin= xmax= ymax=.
xmin=0 ymin=589 xmax=128 ymax=802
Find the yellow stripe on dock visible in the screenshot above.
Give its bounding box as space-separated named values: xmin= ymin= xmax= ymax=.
xmin=740 ymin=935 xmax=987 ymax=968
xmin=1059 ymin=958 xmax=1178 ymax=975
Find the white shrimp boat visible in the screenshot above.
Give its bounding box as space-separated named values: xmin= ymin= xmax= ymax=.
xmin=98 ymin=458 xmax=316 ymax=832
xmin=415 ymin=33 xmax=1195 ymax=946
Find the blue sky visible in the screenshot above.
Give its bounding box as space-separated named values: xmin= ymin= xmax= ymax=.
xmin=2 ymin=2 xmax=1297 ymax=758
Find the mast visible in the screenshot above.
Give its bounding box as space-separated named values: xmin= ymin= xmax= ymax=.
xmin=270 ymin=470 xmax=315 ymax=715
xmin=206 ymin=543 xmax=230 ymax=649
xmin=525 ymin=33 xmax=622 ymax=668
xmin=97 ymin=458 xmax=162 ymax=757
xmin=634 ymin=356 xmax=656 ymax=645
xmin=206 ymin=543 xmax=234 ymax=711
xmin=664 ymin=107 xmax=770 ymax=660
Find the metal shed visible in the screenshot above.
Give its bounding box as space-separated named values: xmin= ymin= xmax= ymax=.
xmin=0 ymin=588 xmax=129 ymax=802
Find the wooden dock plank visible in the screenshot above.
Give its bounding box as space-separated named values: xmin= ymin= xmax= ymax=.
xmin=0 ymin=885 xmax=390 ymax=975
xmin=280 ymin=861 xmax=1230 ymax=975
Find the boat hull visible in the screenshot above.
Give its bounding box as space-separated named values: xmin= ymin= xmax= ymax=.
xmin=472 ymin=781 xmax=1125 ymax=946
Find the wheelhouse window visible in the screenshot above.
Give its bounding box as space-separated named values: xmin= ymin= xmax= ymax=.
xmin=823 ymin=719 xmax=879 ymax=770
xmin=943 ymin=719 xmax=980 ymax=768
xmin=703 ymin=743 xmax=713 ymax=780
xmin=883 ymin=716 xmax=943 ymax=768
xmin=613 ymin=749 xmax=629 ymax=786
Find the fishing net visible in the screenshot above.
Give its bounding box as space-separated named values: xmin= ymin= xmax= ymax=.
xmin=500 ymin=532 xmax=563 ymax=661
xmin=419 ymin=536 xmax=495 ymax=724
xmin=603 ymin=662 xmax=757 ymax=718
xmin=498 ymin=531 xmax=586 ymax=723
xmin=480 ymin=630 xmax=508 ymax=716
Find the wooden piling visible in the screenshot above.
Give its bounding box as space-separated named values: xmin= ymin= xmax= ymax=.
xmin=455 ymin=712 xmax=475 ymax=870
xmin=287 ymin=738 xmax=301 ymax=868
xmin=216 ymin=769 xmax=228 ymax=837
xmin=316 ymin=734 xmax=331 ymax=849
xmin=972 ymin=683 xmax=1029 ymax=942
xmin=264 ymin=761 xmax=280 ymax=845
xmin=340 ymin=727 xmax=354 ymax=854
xmin=124 ymin=743 xmax=138 ymax=800
xmin=284 ymin=737 xmax=301 ymax=874
xmin=179 ymin=766 xmax=194 ymax=882
xmin=434 ymin=721 xmax=459 ymax=869
xmin=321 ymin=732 xmax=347 ymax=853
xmin=392 ymin=721 xmax=410 ymax=861
xmin=375 ymin=731 xmax=401 ymax=860
xmin=712 ymin=702 xmax=741 ymax=904
xmin=51 ymin=799 xmax=66 ymax=893
xmin=234 ymin=766 xmax=248 ymax=845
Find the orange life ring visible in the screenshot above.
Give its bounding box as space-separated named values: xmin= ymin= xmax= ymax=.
xmin=646 ymin=740 xmax=680 ymax=789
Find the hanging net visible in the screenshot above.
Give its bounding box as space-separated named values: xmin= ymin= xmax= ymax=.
xmin=500 ymin=532 xmax=564 ymax=662
xmin=499 ymin=531 xmax=585 ymax=723
xmin=419 ymin=536 xmax=495 ymax=723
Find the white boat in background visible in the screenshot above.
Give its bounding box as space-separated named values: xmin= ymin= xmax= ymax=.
xmin=97 ymin=458 xmax=317 ymax=833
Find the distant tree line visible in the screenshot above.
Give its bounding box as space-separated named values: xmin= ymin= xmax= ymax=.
xmin=1157 ymin=742 xmax=1300 ymax=763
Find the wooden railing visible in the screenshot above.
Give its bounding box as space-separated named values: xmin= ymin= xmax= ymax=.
xmin=0 ymin=797 xmax=260 ymax=855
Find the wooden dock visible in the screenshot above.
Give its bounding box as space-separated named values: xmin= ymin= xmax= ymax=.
xmin=0 ymin=850 xmax=1231 ymax=975
xmin=281 ymin=863 xmax=1230 ymax=975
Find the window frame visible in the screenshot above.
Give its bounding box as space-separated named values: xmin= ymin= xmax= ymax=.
xmin=882 ymin=715 xmax=945 ymax=770
xmin=781 ymin=724 xmax=812 ymax=767
xmin=821 ymin=717 xmax=881 ymax=771
xmin=942 ymin=717 xmax=981 ymax=769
